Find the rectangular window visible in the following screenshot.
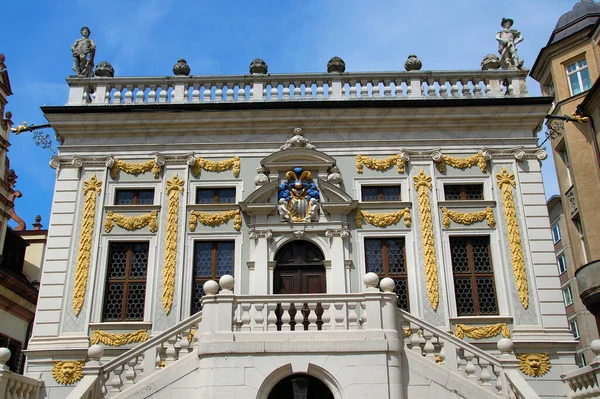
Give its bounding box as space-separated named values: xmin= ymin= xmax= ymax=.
xmin=563 ymin=286 xmax=574 ymax=306
xmin=450 ymin=236 xmax=498 ymax=316
xmin=102 ymin=242 xmax=149 ymax=321
xmin=567 ymin=59 xmax=592 ymax=95
xmin=115 ymin=189 xmax=154 ymax=205
xmin=574 ymin=216 xmax=584 ymax=237
xmin=196 ymin=188 xmax=236 ymax=204
xmin=577 ymin=354 xmax=587 ymax=367
xmin=557 ymin=254 xmax=567 ymax=275
xmin=552 ymin=224 xmax=561 ymax=244
xmin=192 ymin=241 xmax=234 ymax=314
xmin=365 ymin=237 xmax=409 ymax=310
xmin=444 ymin=184 xmax=484 ymax=201
xmin=0 ymin=333 xmax=23 ymax=374
xmin=361 ymin=185 xmax=401 ymax=201
xmin=570 ymin=320 xmax=580 ymax=339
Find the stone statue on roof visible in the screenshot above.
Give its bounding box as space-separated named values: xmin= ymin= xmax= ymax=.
xmin=496 ymin=18 xmax=524 ymax=70
xmin=71 ymin=26 xmax=96 ymax=77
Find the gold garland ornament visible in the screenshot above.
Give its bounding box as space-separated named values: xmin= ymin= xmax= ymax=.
xmin=90 ymin=329 xmax=149 ymax=346
xmin=437 ymin=152 xmax=487 ymax=173
xmin=104 ymin=210 xmax=158 ymax=233
xmin=189 ymin=209 xmax=241 ymax=231
xmin=454 ymin=323 xmax=510 ymax=340
xmin=162 ymin=175 xmax=184 ymax=314
xmin=52 ymin=361 xmax=85 ymax=385
xmin=355 ymin=208 xmax=411 ymax=228
xmin=73 ymin=175 xmax=102 ymax=316
xmin=516 ymin=353 xmax=551 ymax=377
xmin=496 ymin=168 xmax=528 ymax=309
xmin=413 ymin=170 xmax=439 ymax=310
xmin=441 ymin=206 xmax=495 ymax=229
xmin=191 ymin=156 xmax=240 ymax=178
xmin=111 ymin=158 xmax=161 ymax=179
xmin=356 ymin=154 xmax=406 ymax=174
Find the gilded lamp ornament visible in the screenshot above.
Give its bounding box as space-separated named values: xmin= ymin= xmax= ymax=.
xmin=52 ymin=361 xmax=85 ymax=385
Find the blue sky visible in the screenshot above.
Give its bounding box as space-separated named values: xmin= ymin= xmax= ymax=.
xmin=2 ymin=0 xmax=573 ymax=229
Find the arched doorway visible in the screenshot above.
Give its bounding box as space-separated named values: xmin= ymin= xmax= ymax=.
xmin=274 ymin=240 xmax=326 ymax=294
xmin=268 ymin=374 xmax=334 ymax=399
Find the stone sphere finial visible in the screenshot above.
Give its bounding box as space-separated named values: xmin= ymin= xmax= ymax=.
xmin=94 ymin=61 xmax=115 ymax=77
xmin=0 ymin=347 xmax=11 ymax=364
xmin=481 ymin=54 xmax=501 ymax=71
xmin=219 ymin=275 xmax=235 ymax=292
xmin=327 ymin=56 xmax=346 ymax=73
xmin=87 ymin=344 xmax=104 ymax=360
xmin=250 ymin=58 xmax=268 ymax=74
xmin=364 ymin=272 xmax=379 ymax=289
xmin=404 ymin=54 xmax=422 ymax=71
xmin=173 ymin=59 xmax=191 ymax=76
xmin=497 ymin=338 xmax=514 ymax=354
xmin=591 ymin=339 xmax=600 ymax=356
xmin=203 ymin=280 xmax=219 ymax=295
xmin=380 ymin=277 xmax=395 ymax=293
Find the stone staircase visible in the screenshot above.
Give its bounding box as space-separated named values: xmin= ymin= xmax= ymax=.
xmin=66 ymin=275 xmax=541 ymax=398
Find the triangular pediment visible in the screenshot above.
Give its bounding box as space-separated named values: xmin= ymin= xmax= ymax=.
xmin=261 ymin=148 xmax=336 ymax=170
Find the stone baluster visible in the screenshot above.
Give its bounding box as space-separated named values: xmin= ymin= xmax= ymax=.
xmin=393 ymin=79 xmax=404 ymax=97
xmin=293 ymin=302 xmax=303 ymax=330
xmin=147 ymin=85 xmax=157 ymax=102
xmin=422 ymin=329 xmax=435 ymax=359
xmin=113 ymin=85 xmax=123 ymax=104
xmin=201 ymin=83 xmax=211 ymax=102
xmin=427 ymin=78 xmax=436 ymax=97
xmin=305 ymin=81 xmax=313 ymax=99
xmin=107 ymin=365 xmax=125 ymax=394
xmin=316 ymin=80 xmax=325 ymax=99
xmin=180 ymin=328 xmax=191 ymax=354
xmin=321 ymin=303 xmax=332 ymax=330
xmin=359 ymin=80 xmax=369 ymax=98
xmin=238 ymin=82 xmax=247 ymax=101
xmin=382 ymin=79 xmax=392 ymax=98
xmin=332 ymin=302 xmax=344 ymax=330
xmin=282 ymin=81 xmax=291 ymax=100
xmin=159 ymin=87 xmax=168 ymax=103
xmin=214 ymin=83 xmax=223 ymax=101
xmin=164 ymin=336 xmax=178 ymax=366
xmin=449 ymin=78 xmax=459 ymax=97
xmin=493 ymin=365 xmax=503 ymax=394
xmin=123 ymin=86 xmax=133 ymax=104
xmin=123 ymin=357 xmax=138 ymax=386
xmin=463 ymin=350 xmax=477 ymax=380
xmin=347 ymin=302 xmax=359 ymax=330
xmin=226 ymin=82 xmax=234 ymax=101
xmin=478 ymin=357 xmax=492 ymax=388
xmin=135 ymin=85 xmax=145 ymax=103
xmin=439 ymin=78 xmax=449 ymax=97
xmin=359 ymin=301 xmax=367 ymax=328
xmin=281 ymin=303 xmax=292 ymax=331
xmin=270 ymin=81 xmax=278 ymax=100
xmin=292 ymin=81 xmax=302 ymax=99
xmin=409 ymin=322 xmax=421 ymax=352
xmin=240 ymin=302 xmax=252 ymax=331
xmin=348 ymin=80 xmax=357 ymax=99
xmin=473 ymin=77 xmax=483 ymax=97
xmin=267 ymin=302 xmax=278 ymax=331
xmin=307 ymin=302 xmax=318 ymax=331
xmin=370 ymin=81 xmax=379 ymax=97
xmin=254 ymin=303 xmax=265 ymax=331
xmin=460 ymin=78 xmax=471 ymax=97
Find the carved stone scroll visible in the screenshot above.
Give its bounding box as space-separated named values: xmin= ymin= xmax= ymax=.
xmin=441 ymin=207 xmax=495 ymax=228
xmin=355 ymin=208 xmax=411 ymax=228
xmin=73 ymin=175 xmax=102 ymax=316
xmin=191 ymin=156 xmax=240 ymax=178
xmin=90 ymin=329 xmax=148 ymax=346
xmin=162 ymin=175 xmax=184 ymax=314
xmin=104 ymin=210 xmax=158 ymax=233
xmin=356 ymin=154 xmax=406 ymax=174
xmin=496 ymin=168 xmax=528 ymax=309
xmin=413 ymin=170 xmax=439 ymax=310
xmin=454 ymin=323 xmax=510 ymax=340
xmin=189 ymin=209 xmax=241 ymax=231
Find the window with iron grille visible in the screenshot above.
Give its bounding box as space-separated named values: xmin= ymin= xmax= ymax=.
xmin=191 ymin=241 xmax=234 ymax=314
xmin=196 ymin=188 xmax=236 ymax=204
xmin=364 ymin=237 xmax=409 ymax=310
xmin=444 ymin=184 xmax=484 ymax=200
xmin=361 ymin=185 xmax=401 ymax=201
xmin=450 ymin=236 xmax=498 ymax=316
xmin=102 ymin=242 xmax=149 ymax=321
xmin=0 ymin=333 xmax=23 ymax=374
xmin=115 ymin=189 xmax=154 ymax=205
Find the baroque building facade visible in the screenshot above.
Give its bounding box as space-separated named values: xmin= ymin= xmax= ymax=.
xmin=10 ymin=50 xmax=586 ymax=397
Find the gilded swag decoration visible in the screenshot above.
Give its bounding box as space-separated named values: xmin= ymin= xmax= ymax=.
xmin=436 ymin=152 xmax=487 ymax=173
xmin=90 ymin=329 xmax=149 ymax=346
xmin=454 ymin=323 xmax=510 ymax=340
xmin=496 ymin=168 xmax=528 ymax=309
xmin=191 ymin=156 xmax=240 ymax=178
xmin=162 ymin=175 xmax=184 ymax=314
xmin=413 ymin=170 xmax=439 ymax=310
xmin=104 ymin=210 xmax=158 ymax=233
xmin=73 ymin=175 xmax=102 ymax=316
xmin=355 ymin=208 xmax=411 ymax=228
xmin=356 ymin=154 xmax=406 ymax=174
xmin=189 ymin=209 xmax=242 ymax=231
xmin=441 ymin=207 xmax=495 ymax=228
xmin=111 ymin=158 xmax=161 ymax=179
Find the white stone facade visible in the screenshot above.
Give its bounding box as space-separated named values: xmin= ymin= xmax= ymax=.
xmin=19 ymin=69 xmax=580 ymax=398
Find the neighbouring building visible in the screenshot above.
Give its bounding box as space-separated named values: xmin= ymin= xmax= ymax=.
xmin=530 ymin=0 xmax=600 ymax=363
xmin=6 ymin=20 xmax=592 ymax=398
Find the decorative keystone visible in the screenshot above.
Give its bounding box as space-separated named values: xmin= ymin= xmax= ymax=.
xmin=327 ymin=56 xmax=346 ymax=73
xmin=219 ymin=275 xmax=235 ymax=293
xmin=404 ymin=54 xmax=422 ymax=71
xmin=94 ymin=61 xmax=115 ymax=77
xmin=173 ymin=58 xmax=191 ymax=76
xmin=249 ymin=58 xmax=268 ymax=74
xmin=203 ymin=280 xmax=219 ymax=295
xmin=364 ymin=272 xmax=379 ymax=289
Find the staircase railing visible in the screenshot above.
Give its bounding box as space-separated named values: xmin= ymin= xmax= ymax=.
xmin=401 ymin=310 xmax=537 ymax=398
xmin=0 ymin=349 xmax=43 ymax=399
xmin=561 ymin=341 xmax=600 ymax=399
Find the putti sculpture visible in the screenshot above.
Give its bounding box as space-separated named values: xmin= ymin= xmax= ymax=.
xmin=71 ymin=26 xmax=96 ymax=77
xmin=496 ymin=18 xmax=524 ymax=70
xmin=278 ymin=167 xmax=320 ymax=223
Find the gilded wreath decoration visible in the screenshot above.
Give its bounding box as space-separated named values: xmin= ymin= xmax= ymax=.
xmin=162 ymin=175 xmax=184 ymax=314
xmin=356 ymin=154 xmax=406 ymax=174
xmin=496 ymin=168 xmax=528 ymax=309
xmin=436 ymin=152 xmax=487 ymax=173
xmin=90 ymin=329 xmax=148 ymax=346
xmin=454 ymin=323 xmax=510 ymax=340
xmin=111 ymin=158 xmax=161 ymax=179
xmin=104 ymin=210 xmax=158 ymax=233
xmin=516 ymin=353 xmax=551 ymax=377
xmin=191 ymin=156 xmax=240 ymax=178
xmin=52 ymin=361 xmax=85 ymax=385
xmin=441 ymin=207 xmax=495 ymax=228
xmin=189 ymin=209 xmax=242 ymax=231
xmin=355 ymin=208 xmax=411 ymax=228
xmin=73 ymin=175 xmax=102 ymax=316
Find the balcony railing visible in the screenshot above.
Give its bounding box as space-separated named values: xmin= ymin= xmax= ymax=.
xmin=65 ymin=69 xmax=529 ymax=106
xmin=0 ymin=349 xmax=43 ymax=399
xmin=562 ymin=342 xmax=600 ymax=399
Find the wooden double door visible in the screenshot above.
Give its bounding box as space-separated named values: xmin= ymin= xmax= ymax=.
xmin=273 ymin=240 xmax=326 ymax=295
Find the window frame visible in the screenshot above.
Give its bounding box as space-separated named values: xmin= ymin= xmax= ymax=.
xmin=449 ymin=235 xmax=499 ymax=316
xmin=566 ymin=58 xmax=592 ymax=96
xmin=101 ymin=241 xmax=150 ymax=322
xmin=363 ymin=237 xmax=410 ymax=311
xmin=354 ymin=177 xmax=409 ymax=205
xmin=360 ymin=185 xmax=401 ymax=202
xmin=563 ymin=285 xmax=574 ymax=307
xmin=107 ymin=183 xmax=160 ymax=208
xmin=114 ymin=188 xmax=155 ymax=205
xmin=557 ymin=254 xmax=567 ymax=275
xmin=443 ymin=183 xmax=485 ymax=201
xmin=570 ymin=319 xmax=580 ymax=339
xmin=195 ymin=187 xmax=237 ymax=204
xmin=551 ymin=223 xmax=561 ymax=244
xmin=189 ymin=180 xmax=243 ymax=206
